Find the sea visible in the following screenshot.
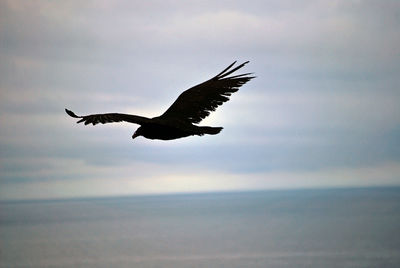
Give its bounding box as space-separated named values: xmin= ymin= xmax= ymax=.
xmin=1 ymin=187 xmax=400 ymax=268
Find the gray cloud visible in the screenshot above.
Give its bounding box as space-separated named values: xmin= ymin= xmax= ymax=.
xmin=1 ymin=0 xmax=399 ymax=200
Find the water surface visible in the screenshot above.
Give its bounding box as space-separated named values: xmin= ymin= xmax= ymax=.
xmin=1 ymin=188 xmax=400 ymax=267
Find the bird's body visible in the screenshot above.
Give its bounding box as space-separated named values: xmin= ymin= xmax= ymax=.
xmin=133 ymin=119 xmax=222 ymax=140
xmin=66 ymin=61 xmax=254 ymax=141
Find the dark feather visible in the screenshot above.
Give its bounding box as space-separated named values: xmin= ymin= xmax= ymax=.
xmin=65 ymin=109 xmax=150 ymax=126
xmin=65 ymin=109 xmax=80 ymax=118
xmin=160 ymin=61 xmax=255 ymax=124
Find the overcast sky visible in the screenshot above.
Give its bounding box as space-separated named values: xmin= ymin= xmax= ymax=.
xmin=1 ymin=0 xmax=399 ymax=200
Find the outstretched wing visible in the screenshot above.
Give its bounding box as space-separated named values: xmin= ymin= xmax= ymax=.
xmin=65 ymin=109 xmax=150 ymax=126
xmin=160 ymin=61 xmax=255 ymax=124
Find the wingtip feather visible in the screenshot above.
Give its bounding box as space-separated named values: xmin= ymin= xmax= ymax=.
xmin=65 ymin=108 xmax=81 ymax=118
xmin=216 ymin=61 xmax=251 ymax=79
xmin=214 ymin=61 xmax=237 ymax=78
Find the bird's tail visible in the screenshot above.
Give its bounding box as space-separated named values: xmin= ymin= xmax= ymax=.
xmin=199 ymin=126 xmax=223 ymax=135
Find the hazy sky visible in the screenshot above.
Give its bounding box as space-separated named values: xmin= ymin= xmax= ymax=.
xmin=1 ymin=0 xmax=399 ymax=200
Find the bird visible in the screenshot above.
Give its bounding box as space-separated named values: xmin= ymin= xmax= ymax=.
xmin=65 ymin=61 xmax=254 ymax=141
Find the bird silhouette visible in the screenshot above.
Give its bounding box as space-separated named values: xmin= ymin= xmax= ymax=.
xmin=66 ymin=61 xmax=254 ymax=141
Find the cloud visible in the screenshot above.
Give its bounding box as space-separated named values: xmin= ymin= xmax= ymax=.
xmin=1 ymin=161 xmax=399 ymax=201
xmin=1 ymin=0 xmax=399 ymax=200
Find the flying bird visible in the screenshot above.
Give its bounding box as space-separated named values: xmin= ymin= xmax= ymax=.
xmin=66 ymin=61 xmax=254 ymax=141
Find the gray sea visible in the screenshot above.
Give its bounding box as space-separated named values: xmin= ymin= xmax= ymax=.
xmin=1 ymin=188 xmax=400 ymax=268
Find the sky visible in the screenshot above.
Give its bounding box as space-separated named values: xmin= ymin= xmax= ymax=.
xmin=1 ymin=0 xmax=399 ymax=200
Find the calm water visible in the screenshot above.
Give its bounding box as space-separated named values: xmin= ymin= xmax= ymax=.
xmin=1 ymin=188 xmax=400 ymax=268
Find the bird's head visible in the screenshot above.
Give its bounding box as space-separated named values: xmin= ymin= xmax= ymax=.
xmin=132 ymin=127 xmax=143 ymax=139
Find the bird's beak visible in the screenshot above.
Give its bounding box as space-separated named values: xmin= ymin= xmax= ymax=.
xmin=132 ymin=133 xmax=139 ymax=139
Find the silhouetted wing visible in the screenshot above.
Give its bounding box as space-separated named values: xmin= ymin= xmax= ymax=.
xmin=65 ymin=109 xmax=150 ymax=125
xmin=160 ymin=61 xmax=255 ymax=124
